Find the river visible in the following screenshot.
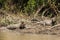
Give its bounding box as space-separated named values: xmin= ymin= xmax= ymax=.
xmin=0 ymin=29 xmax=60 ymax=40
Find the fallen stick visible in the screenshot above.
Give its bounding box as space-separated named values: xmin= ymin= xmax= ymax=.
xmin=48 ymin=24 xmax=60 ymax=30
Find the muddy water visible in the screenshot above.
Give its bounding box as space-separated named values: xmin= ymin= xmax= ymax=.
xmin=0 ymin=30 xmax=60 ymax=40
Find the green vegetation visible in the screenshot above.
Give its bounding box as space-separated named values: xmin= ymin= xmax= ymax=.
xmin=0 ymin=0 xmax=60 ymax=26
xmin=0 ymin=0 xmax=59 ymax=15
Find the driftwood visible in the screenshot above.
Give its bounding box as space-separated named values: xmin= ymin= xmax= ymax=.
xmin=49 ymin=24 xmax=60 ymax=30
xmin=36 ymin=17 xmax=56 ymax=27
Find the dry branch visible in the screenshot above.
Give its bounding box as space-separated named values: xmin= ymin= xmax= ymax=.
xmin=42 ymin=8 xmax=50 ymax=18
xmin=34 ymin=5 xmax=45 ymax=18
xmin=48 ymin=24 xmax=60 ymax=30
xmin=48 ymin=0 xmax=59 ymax=16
